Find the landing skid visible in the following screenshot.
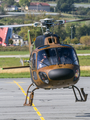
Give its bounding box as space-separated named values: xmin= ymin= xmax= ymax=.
xmin=23 ymin=84 xmax=88 ymax=106
xmin=72 ymin=85 xmax=88 ymax=102
xmin=24 ymin=83 xmax=39 ymax=106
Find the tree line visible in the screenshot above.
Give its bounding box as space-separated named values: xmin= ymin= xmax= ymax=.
xmin=1 ymin=13 xmax=90 ymax=45
xmin=55 ymin=0 xmax=90 ymax=16
xmin=13 ymin=14 xmax=90 ymax=46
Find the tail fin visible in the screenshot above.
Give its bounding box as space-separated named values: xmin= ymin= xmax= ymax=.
xmin=28 ymin=30 xmax=32 ymax=55
xmin=28 ymin=30 xmax=35 ymax=55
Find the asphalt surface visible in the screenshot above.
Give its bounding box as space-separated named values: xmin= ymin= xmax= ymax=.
xmin=0 ymin=77 xmax=90 ymax=120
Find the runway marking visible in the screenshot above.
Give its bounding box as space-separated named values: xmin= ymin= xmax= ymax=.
xmin=13 ymin=81 xmax=45 ymax=120
xmin=7 ymin=82 xmax=26 ymax=84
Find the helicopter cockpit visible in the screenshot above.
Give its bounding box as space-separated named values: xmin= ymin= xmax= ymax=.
xmin=37 ymin=47 xmax=79 ymax=69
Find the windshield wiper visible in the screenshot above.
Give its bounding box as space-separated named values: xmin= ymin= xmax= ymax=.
xmin=38 ymin=60 xmax=49 ymax=67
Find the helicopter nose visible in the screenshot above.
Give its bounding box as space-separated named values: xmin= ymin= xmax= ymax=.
xmin=48 ymin=68 xmax=74 ymax=80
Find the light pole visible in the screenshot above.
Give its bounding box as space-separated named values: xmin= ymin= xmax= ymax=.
xmin=70 ymin=27 xmax=73 ymax=39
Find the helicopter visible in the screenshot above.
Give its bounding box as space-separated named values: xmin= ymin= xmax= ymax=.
xmin=0 ymin=17 xmax=89 ymax=106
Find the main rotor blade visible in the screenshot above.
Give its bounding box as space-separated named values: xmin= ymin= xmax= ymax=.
xmin=65 ymin=18 xmax=90 ymax=23
xmin=0 ymin=23 xmax=34 ymax=28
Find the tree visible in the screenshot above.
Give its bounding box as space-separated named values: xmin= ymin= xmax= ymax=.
xmin=1 ymin=0 xmax=15 ymax=7
xmin=56 ymin=0 xmax=74 ymax=12
xmin=0 ymin=6 xmax=6 ymax=15
xmin=14 ymin=2 xmax=20 ymax=7
xmin=19 ymin=0 xmax=30 ymax=7
xmin=63 ymin=37 xmax=71 ymax=44
xmin=9 ymin=38 xmax=13 ymax=45
xmin=80 ymin=35 xmax=90 ymax=45
xmin=75 ymin=7 xmax=90 ymax=15
xmin=65 ymin=23 xmax=76 ymax=39
xmin=71 ymin=37 xmax=79 ymax=44
xmin=53 ymin=25 xmax=67 ymax=41
xmin=7 ymin=0 xmax=15 ymax=6
xmin=75 ymin=24 xmax=90 ymax=39
xmin=18 ymin=26 xmax=42 ymax=41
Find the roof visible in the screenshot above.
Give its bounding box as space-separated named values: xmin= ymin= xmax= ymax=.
xmin=30 ymin=2 xmax=50 ymax=6
xmin=0 ymin=28 xmax=8 ymax=44
xmin=5 ymin=5 xmax=17 ymax=8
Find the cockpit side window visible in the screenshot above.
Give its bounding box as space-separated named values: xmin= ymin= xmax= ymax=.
xmin=32 ymin=53 xmax=36 ymax=69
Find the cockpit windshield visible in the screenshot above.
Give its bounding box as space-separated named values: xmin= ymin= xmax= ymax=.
xmin=37 ymin=47 xmax=79 ymax=69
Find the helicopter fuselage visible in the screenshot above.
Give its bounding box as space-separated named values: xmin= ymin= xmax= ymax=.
xmin=30 ymin=44 xmax=80 ymax=89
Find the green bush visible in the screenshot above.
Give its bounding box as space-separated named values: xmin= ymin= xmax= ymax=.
xmin=71 ymin=37 xmax=79 ymax=44
xmin=63 ymin=37 xmax=71 ymax=44
xmin=0 ymin=46 xmax=29 ymax=51
xmin=72 ymin=45 xmax=90 ymax=50
xmin=80 ymin=35 xmax=90 ymax=45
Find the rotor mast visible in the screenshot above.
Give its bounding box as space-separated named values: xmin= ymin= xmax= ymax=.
xmin=40 ymin=18 xmax=54 ymax=34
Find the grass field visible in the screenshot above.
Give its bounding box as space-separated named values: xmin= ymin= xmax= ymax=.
xmin=0 ymin=50 xmax=90 ymax=77
xmin=0 ymin=57 xmax=29 ymax=68
xmin=76 ymin=50 xmax=90 ymax=54
xmin=78 ymin=56 xmax=90 ymax=66
xmin=80 ymin=70 xmax=90 ymax=77
xmin=0 ymin=72 xmax=30 ymax=78
xmin=0 ymin=51 xmax=29 ymax=55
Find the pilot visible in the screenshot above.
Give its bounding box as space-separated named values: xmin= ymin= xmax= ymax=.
xmin=38 ymin=53 xmax=49 ymax=69
xmin=61 ymin=51 xmax=72 ymax=64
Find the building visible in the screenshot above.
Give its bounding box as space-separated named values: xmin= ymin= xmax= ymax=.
xmin=0 ymin=28 xmax=27 ymax=46
xmin=12 ymin=33 xmax=23 ymax=46
xmin=27 ymin=2 xmax=50 ymax=12
xmin=0 ymin=27 xmax=12 ymax=46
xmin=4 ymin=5 xmax=18 ymax=11
xmin=15 ymin=0 xmax=19 ymax=2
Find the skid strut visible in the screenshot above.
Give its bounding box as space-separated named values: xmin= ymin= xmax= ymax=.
xmin=72 ymin=85 xmax=88 ymax=102
xmin=24 ymin=83 xmax=39 ymax=106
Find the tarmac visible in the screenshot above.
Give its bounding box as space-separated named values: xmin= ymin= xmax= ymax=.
xmin=0 ymin=77 xmax=90 ymax=120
